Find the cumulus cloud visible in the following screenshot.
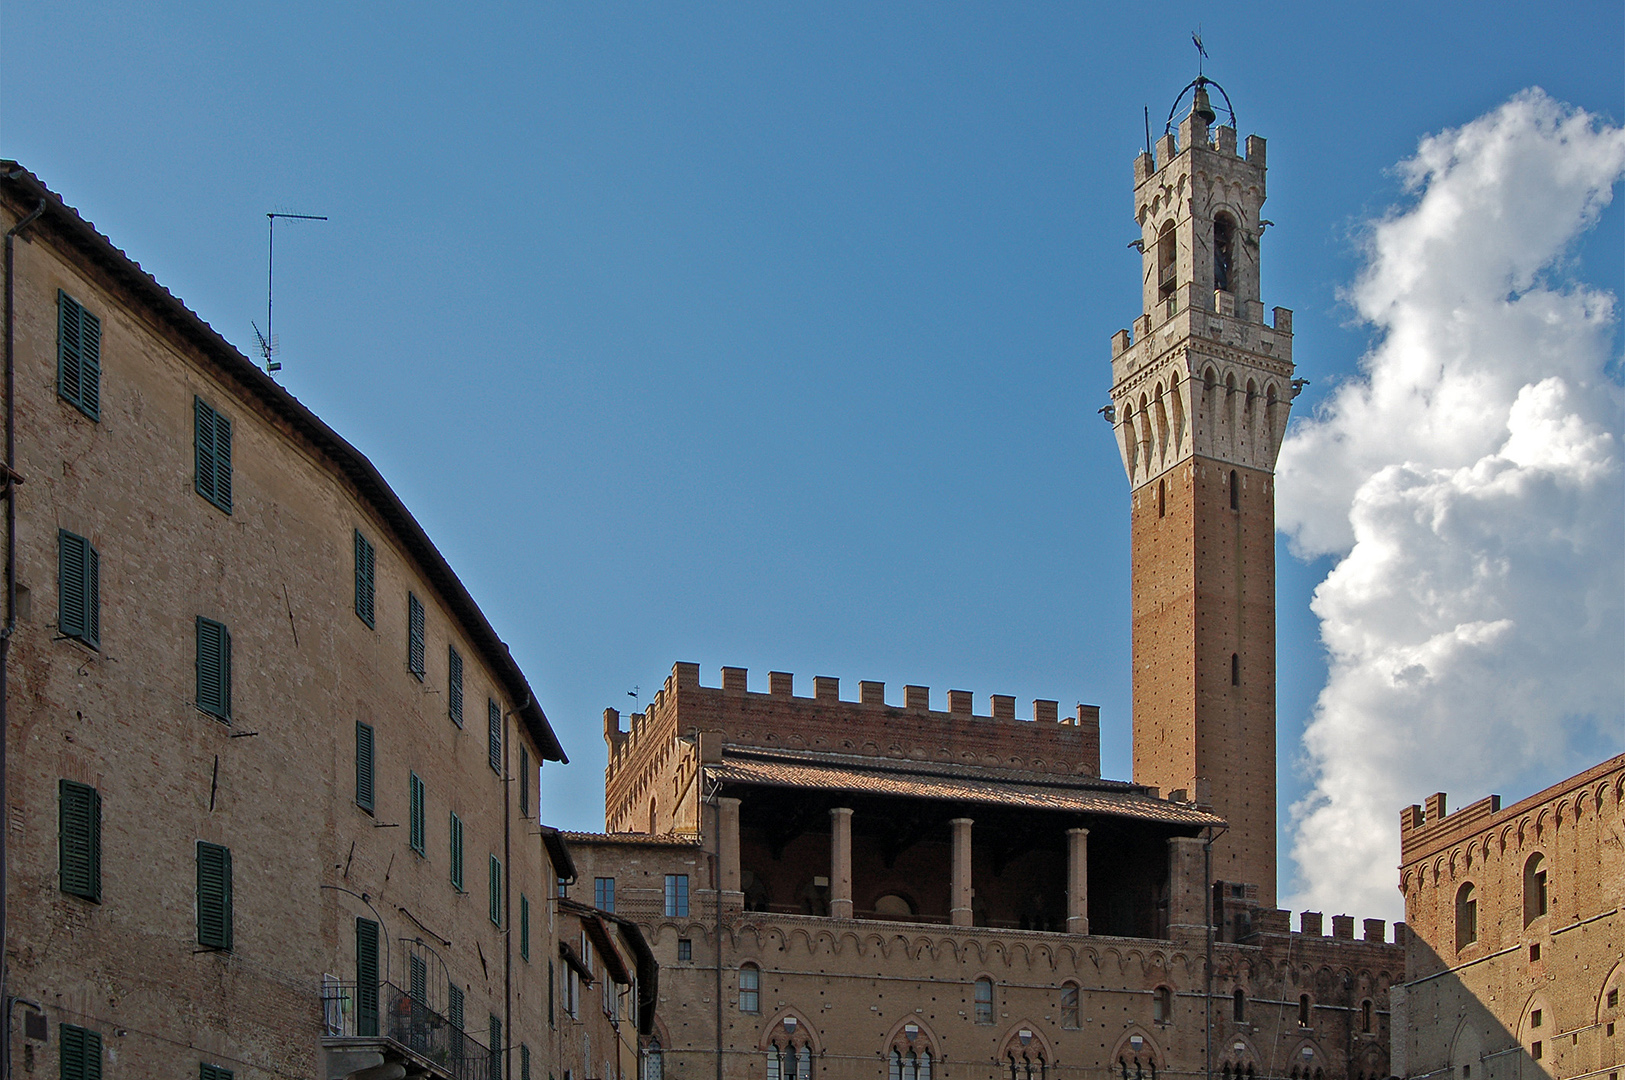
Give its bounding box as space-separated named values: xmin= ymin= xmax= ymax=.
xmin=1277 ymin=89 xmax=1625 ymax=920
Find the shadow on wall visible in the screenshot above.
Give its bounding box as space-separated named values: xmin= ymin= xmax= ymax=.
xmin=1397 ymin=936 xmax=1556 ymax=1080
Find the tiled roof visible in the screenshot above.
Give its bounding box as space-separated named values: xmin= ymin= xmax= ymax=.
xmin=712 ymin=748 xmax=1223 ymax=827
xmin=562 ymin=830 xmax=704 ymax=847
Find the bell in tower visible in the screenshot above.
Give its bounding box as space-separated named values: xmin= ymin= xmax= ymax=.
xmin=1107 ymin=74 xmax=1299 ymax=907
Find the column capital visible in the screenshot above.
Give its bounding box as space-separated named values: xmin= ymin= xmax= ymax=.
xmin=949 ymin=816 xmax=974 ymax=827
xmin=718 ymin=795 xmax=743 ymax=809
xmin=829 ymin=806 xmax=854 ymax=819
xmin=1067 ymin=825 xmax=1090 ymax=837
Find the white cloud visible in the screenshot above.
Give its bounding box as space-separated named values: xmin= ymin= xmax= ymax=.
xmin=1277 ymin=89 xmax=1625 ymax=921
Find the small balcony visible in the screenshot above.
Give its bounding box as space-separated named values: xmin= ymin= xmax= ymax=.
xmin=321 ymin=979 xmax=491 ymax=1080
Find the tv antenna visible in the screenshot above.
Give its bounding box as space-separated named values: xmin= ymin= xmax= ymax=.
xmin=253 ymin=211 xmax=327 ymax=374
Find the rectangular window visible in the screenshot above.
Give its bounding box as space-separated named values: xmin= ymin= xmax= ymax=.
xmin=521 ymin=893 xmax=531 ymax=960
xmin=59 ymin=779 xmax=102 ymax=902
xmin=448 ymin=983 xmax=465 ymax=1059
xmin=449 ymin=812 xmax=465 ymax=891
xmin=196 ymin=841 xmax=233 ymax=951
xmin=354 ymin=530 xmax=376 ymax=628
xmin=519 ymin=745 xmax=531 ymax=817
xmin=200 ymin=1065 xmax=235 ymax=1080
xmin=489 ymin=1015 xmax=502 ymax=1073
xmin=355 ymin=722 xmax=375 ymax=814
xmin=677 ymin=938 xmax=692 ymax=962
xmin=407 ymin=592 xmax=425 ymax=679
xmin=488 ymin=699 xmax=502 ymax=774
xmin=489 ymin=854 xmax=502 ymax=925
xmin=1532 ymin=1042 xmax=1542 ymax=1061
xmin=57 ymin=290 xmax=101 ymax=420
xmin=448 ymin=645 xmax=464 ymax=726
xmin=193 ymin=396 xmax=233 ymax=514
xmin=594 ymin=877 xmax=615 ymax=912
xmin=195 ymin=616 xmax=231 ymax=721
xmin=521 ymin=1044 xmax=532 ymax=1080
xmin=409 ymin=772 xmax=426 ymax=855
xmin=356 ymin=917 xmax=380 ymax=1037
xmin=664 ymin=874 xmax=689 ymax=917
xmin=58 ymin=529 xmax=100 ymax=649
xmin=59 ymin=1023 xmax=103 ymax=1080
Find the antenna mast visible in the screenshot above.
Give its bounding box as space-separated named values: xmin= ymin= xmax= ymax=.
xmin=254 ymin=211 xmax=327 ymax=374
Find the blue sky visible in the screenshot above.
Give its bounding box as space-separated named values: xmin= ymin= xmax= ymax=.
xmin=4 ymin=2 xmax=1620 ymax=908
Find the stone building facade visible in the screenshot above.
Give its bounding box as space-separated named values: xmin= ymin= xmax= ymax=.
xmin=1394 ymin=755 xmax=1624 ymax=1080
xmin=566 ymin=79 xmax=1401 ymax=1080
xmin=0 ymin=164 xmax=605 ymax=1079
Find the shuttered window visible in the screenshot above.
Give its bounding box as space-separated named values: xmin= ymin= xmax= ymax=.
xmin=407 ymin=592 xmax=425 ymax=679
xmin=59 ymin=780 xmax=101 ymax=902
xmin=488 ymin=699 xmax=502 ymax=774
xmin=195 ymin=617 xmax=231 ymax=721
xmin=520 ymin=893 xmax=531 ymax=960
xmin=57 ymin=291 xmax=101 ymax=420
xmin=489 ymin=1015 xmax=502 ymax=1073
xmin=448 ymin=646 xmax=464 ymax=726
xmin=409 ymin=953 xmax=428 ymax=1003
xmin=355 ymin=722 xmax=375 ymax=814
xmin=449 ymin=812 xmax=465 ymax=891
xmin=196 ymin=841 xmax=233 ymax=950
xmin=58 ymin=529 xmax=100 ymax=649
xmin=489 ymin=854 xmax=502 ymax=925
xmin=356 ymin=917 xmax=380 ymax=1036
xmin=59 ymin=1023 xmax=103 ymax=1080
xmin=521 ymin=1044 xmax=532 ymax=1080
xmin=353 ymin=530 xmax=375 ymax=628
xmin=519 ymin=745 xmax=531 ymax=818
xmin=448 ymin=983 xmax=465 ymax=1059
xmin=409 ymin=772 xmax=426 ymax=855
xmin=200 ymin=1065 xmax=235 ymax=1080
xmin=193 ymin=397 xmax=233 ymax=514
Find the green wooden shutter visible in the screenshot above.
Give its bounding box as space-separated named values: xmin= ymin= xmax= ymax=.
xmin=489 ymin=854 xmax=501 ymax=925
xmin=520 ymin=893 xmax=531 ymax=960
xmin=193 ymin=397 xmax=232 ymax=514
xmin=195 ymin=617 xmax=231 ymax=721
xmin=449 ymin=812 xmax=464 ymax=891
xmin=521 ymin=1044 xmax=531 ymax=1080
xmin=59 ymin=780 xmax=102 ymax=902
xmin=355 ymin=722 xmax=375 ymax=814
xmin=356 ymin=917 xmax=380 ymax=1036
xmin=59 ymin=1023 xmax=103 ymax=1080
xmin=354 ymin=530 xmax=375 ymax=627
xmin=409 ymin=771 xmax=426 ymax=855
xmin=58 ymin=529 xmax=100 ymax=649
xmin=409 ymin=953 xmax=428 ymax=1003
xmin=448 ymin=646 xmax=464 ymax=726
xmin=196 ymin=841 xmax=233 ymax=950
xmin=200 ymin=1064 xmax=235 ymax=1080
xmin=489 ymin=1015 xmax=502 ymax=1071
xmin=57 ymin=291 xmax=101 ymax=420
xmin=408 ymin=592 xmax=425 ymax=679
xmin=488 ymin=699 xmax=502 ymax=773
xmin=448 ymin=983 xmax=466 ymax=1058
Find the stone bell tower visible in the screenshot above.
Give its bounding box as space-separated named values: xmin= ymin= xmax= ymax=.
xmin=1108 ymin=80 xmax=1296 ymax=905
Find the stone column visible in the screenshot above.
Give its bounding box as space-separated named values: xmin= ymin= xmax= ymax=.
xmin=950 ymin=817 xmax=974 ymax=927
xmin=1066 ymin=827 xmax=1090 ymax=935
xmin=718 ymin=797 xmax=743 ymax=910
xmin=829 ymin=807 xmax=854 ymax=920
xmin=1167 ymin=835 xmax=1208 ymax=942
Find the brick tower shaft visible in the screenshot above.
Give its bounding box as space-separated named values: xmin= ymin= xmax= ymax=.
xmin=1108 ymin=96 xmax=1297 ymax=906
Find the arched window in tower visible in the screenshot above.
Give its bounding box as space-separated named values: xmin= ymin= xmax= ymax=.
xmin=1361 ymin=999 xmax=1373 ymax=1034
xmin=1233 ymin=988 xmax=1247 ymax=1023
xmin=1158 ymin=479 xmax=1166 ymax=519
xmin=1523 ymin=853 xmax=1548 ymax=925
xmin=1229 ymin=469 xmax=1239 ymax=510
xmin=1456 ymin=882 xmax=1478 ymax=951
xmin=648 ymin=798 xmax=657 ymax=835
xmin=1214 ymin=213 xmax=1236 ymax=293
xmin=1122 ymin=402 xmax=1138 ymax=478
xmin=1153 ymin=985 xmax=1173 ymax=1023
xmin=1231 ymin=653 xmax=1240 ymax=686
xmin=1060 ymin=982 xmax=1081 ymax=1029
xmin=1157 ymin=222 xmax=1178 ymax=304
xmin=974 ymin=978 xmax=994 ymax=1024
xmin=1298 ymin=994 xmax=1311 ymax=1027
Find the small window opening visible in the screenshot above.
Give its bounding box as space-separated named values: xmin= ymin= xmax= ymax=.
xmin=1214 ymin=214 xmax=1235 ymax=293
xmin=1298 ymin=995 xmax=1310 ymax=1027
xmin=1229 ymin=469 xmax=1239 ymax=510
xmin=1154 ymin=985 xmax=1173 ymax=1023
xmin=1157 ymin=224 xmax=1178 ymax=302
xmin=1456 ymin=883 xmax=1478 ymax=950
xmin=1523 ymin=853 xmax=1548 ymax=925
xmin=1361 ymin=1000 xmax=1372 ymax=1034
xmin=1230 ymin=653 xmax=1240 ymax=686
xmin=1232 ymin=989 xmax=1246 ymax=1023
xmin=1531 ymin=1042 xmax=1542 ymax=1062
xmin=1530 ymin=943 xmax=1540 ymax=962
xmin=1158 ymin=479 xmax=1166 ymax=518
xmin=1531 ymin=1010 xmax=1542 ymax=1029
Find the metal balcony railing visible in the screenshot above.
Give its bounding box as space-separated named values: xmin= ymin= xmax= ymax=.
xmin=322 ymin=979 xmax=492 ymax=1080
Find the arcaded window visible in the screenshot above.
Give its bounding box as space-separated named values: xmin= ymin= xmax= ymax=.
xmin=1456 ymin=883 xmax=1478 ymax=951
xmin=1157 ymin=223 xmax=1178 ymax=303
xmin=1232 ymin=988 xmax=1246 ymax=1023
xmin=1523 ymin=853 xmax=1548 ymax=925
xmin=1154 ymin=986 xmax=1173 ymax=1023
xmin=1060 ymin=983 xmax=1080 ymax=1029
xmin=974 ymin=978 xmax=994 ymax=1024
xmin=891 ymin=1048 xmax=931 ymax=1080
xmin=739 ymin=963 xmax=760 ymax=1013
xmin=1214 ymin=213 xmax=1236 ymax=292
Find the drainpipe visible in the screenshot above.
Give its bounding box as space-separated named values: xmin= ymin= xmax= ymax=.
xmin=2 ymin=192 xmax=46 ymax=1080
xmin=504 ymin=692 xmax=528 ymax=1080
